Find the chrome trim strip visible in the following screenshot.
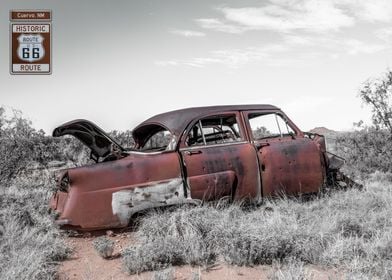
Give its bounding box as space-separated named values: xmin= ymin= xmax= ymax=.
xmin=179 ymin=141 xmax=249 ymax=151
xmin=55 ymin=219 xmax=71 ymax=225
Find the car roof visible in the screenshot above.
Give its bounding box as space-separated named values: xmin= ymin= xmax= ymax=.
xmin=132 ymin=104 xmax=280 ymax=144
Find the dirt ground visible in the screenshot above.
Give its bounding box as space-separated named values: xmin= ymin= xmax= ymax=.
xmin=58 ymin=232 xmax=342 ymax=280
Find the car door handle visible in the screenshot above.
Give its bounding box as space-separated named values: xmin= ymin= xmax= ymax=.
xmin=185 ymin=150 xmax=202 ymax=155
xmin=255 ymin=142 xmax=270 ymax=150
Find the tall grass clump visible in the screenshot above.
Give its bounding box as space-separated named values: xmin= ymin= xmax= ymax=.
xmin=151 ymin=267 xmax=175 ymax=280
xmin=123 ymin=179 xmax=392 ymax=278
xmin=122 ymin=206 xmax=218 ymax=274
xmin=0 ymin=185 xmax=70 ymax=280
xmin=270 ymin=260 xmax=308 ymax=280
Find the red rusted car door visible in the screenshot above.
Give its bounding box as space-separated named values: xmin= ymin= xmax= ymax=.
xmin=179 ymin=112 xmax=261 ymax=202
xmin=244 ymin=111 xmax=325 ymax=196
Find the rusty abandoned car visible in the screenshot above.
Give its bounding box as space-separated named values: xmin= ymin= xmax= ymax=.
xmin=50 ymin=104 xmax=352 ymax=230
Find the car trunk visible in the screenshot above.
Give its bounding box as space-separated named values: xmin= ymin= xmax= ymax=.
xmin=52 ymin=119 xmax=126 ymax=162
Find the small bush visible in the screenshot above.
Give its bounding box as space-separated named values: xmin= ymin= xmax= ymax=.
xmin=93 ymin=236 xmax=115 ymax=259
xmin=151 ymin=267 xmax=175 ymax=280
xmin=335 ymin=128 xmax=392 ymax=178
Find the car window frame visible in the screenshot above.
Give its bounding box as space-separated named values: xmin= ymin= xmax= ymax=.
xmin=133 ymin=123 xmax=177 ymax=153
xmin=179 ymin=111 xmax=247 ymax=150
xmin=243 ymin=110 xmax=303 ymax=142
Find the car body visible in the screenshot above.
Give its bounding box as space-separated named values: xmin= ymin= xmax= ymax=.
xmin=50 ymin=104 xmax=344 ymax=230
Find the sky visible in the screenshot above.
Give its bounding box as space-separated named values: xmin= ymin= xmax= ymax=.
xmin=1 ymin=0 xmax=392 ymax=133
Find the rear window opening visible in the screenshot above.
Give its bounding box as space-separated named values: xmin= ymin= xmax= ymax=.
xmin=133 ymin=124 xmax=176 ymax=152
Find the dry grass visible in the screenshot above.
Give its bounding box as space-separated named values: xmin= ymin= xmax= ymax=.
xmin=0 ymin=107 xmax=72 ymax=280
xmin=270 ymin=260 xmax=308 ymax=280
xmin=0 ymin=179 xmax=70 ymax=280
xmin=151 ymin=267 xmax=175 ymax=280
xmin=2 ymin=106 xmax=392 ymax=279
xmin=122 ymin=176 xmax=392 ymax=279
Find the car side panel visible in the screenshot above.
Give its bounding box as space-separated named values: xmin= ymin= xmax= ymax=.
xmin=258 ymin=137 xmax=325 ymax=196
xmin=181 ymin=143 xmax=261 ymax=201
xmin=55 ymin=152 xmax=183 ymax=229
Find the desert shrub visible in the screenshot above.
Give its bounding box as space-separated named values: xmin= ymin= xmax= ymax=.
xmin=0 ymin=107 xmax=91 ymax=187
xmin=0 ymin=108 xmax=44 ymax=186
xmin=332 ymin=70 xmax=392 ymax=179
xmin=122 ymin=237 xmax=183 ymax=274
xmin=0 ymin=107 xmax=72 ymax=279
xmin=335 ymin=128 xmax=392 ymax=177
xmin=93 ymin=236 xmax=115 ymax=259
xmin=109 ymin=130 xmax=134 ymax=149
xmin=48 ymin=136 xmax=90 ymax=167
xmin=359 ymin=70 xmax=392 ymax=133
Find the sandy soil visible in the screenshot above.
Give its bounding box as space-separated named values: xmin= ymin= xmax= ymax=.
xmin=58 ymin=231 xmax=342 ymax=280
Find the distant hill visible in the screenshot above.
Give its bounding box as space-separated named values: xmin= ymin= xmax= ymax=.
xmin=308 ymin=127 xmax=340 ymax=152
xmin=308 ymin=127 xmax=337 ymax=135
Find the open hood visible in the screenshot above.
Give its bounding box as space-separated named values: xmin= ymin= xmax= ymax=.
xmin=53 ymin=119 xmax=125 ymax=162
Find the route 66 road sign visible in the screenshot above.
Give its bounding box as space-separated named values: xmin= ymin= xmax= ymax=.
xmin=10 ymin=10 xmax=52 ymax=75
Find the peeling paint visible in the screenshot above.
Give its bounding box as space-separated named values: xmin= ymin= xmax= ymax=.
xmin=112 ymin=178 xmax=200 ymax=226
